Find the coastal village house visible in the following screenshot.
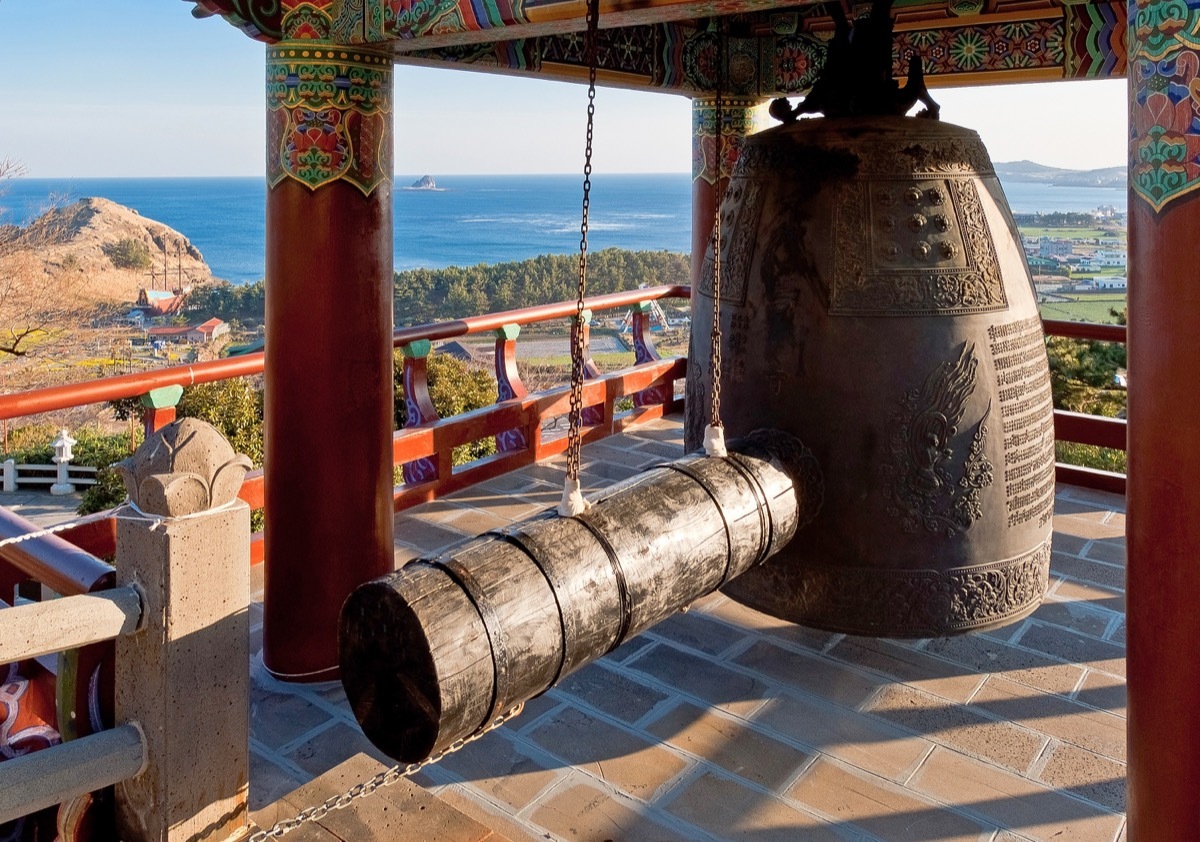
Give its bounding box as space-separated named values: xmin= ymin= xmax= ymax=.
xmin=133 ymin=286 xmax=191 ymax=318
xmin=145 ymin=317 xmax=229 ymax=345
xmin=1 ymin=0 xmax=1197 ymax=838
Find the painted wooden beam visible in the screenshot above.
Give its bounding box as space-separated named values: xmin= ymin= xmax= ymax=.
xmin=395 ymin=2 xmax=1125 ymax=96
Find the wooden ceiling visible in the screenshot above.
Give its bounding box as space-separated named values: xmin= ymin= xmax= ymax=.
xmin=190 ymin=0 xmax=1126 ymax=94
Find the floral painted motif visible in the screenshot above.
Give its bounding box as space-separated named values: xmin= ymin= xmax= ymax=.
xmin=692 ymin=98 xmax=762 ymax=185
xmin=1 ymin=664 xmax=62 ymax=840
xmin=894 ymin=18 xmax=1064 ymax=77
xmin=283 ymin=0 xmax=336 ymax=39
xmin=267 ymin=45 xmax=393 ymax=194
xmin=286 ymin=108 xmax=350 ymax=185
xmin=1130 ymin=0 xmax=1200 ymax=211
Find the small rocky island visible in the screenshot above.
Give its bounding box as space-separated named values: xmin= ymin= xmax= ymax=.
xmin=410 ymin=175 xmax=437 ymax=190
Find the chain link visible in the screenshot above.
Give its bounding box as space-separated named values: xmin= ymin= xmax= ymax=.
xmin=248 ymin=703 xmax=524 ymax=841
xmin=708 ymin=23 xmax=726 ymax=429
xmin=566 ymin=0 xmax=601 ymax=483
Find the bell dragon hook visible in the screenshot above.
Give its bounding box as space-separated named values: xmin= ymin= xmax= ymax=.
xmin=769 ymin=0 xmax=940 ymax=122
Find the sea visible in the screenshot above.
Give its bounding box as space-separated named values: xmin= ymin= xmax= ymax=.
xmin=0 ymin=174 xmax=1127 ymax=284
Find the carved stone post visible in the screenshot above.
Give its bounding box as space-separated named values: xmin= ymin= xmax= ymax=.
xmin=113 ymin=419 xmax=252 ymax=841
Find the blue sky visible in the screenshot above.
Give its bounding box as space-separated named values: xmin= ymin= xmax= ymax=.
xmin=0 ymin=1 xmax=1127 ymax=177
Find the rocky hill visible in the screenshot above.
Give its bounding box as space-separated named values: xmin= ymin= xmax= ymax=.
xmin=7 ymin=197 xmax=213 ymax=304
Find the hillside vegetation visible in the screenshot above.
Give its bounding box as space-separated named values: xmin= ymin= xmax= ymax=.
xmin=393 ymin=249 xmax=690 ymax=324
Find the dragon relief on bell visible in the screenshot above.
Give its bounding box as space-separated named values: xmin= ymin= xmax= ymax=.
xmin=881 ymin=342 xmax=995 ymax=537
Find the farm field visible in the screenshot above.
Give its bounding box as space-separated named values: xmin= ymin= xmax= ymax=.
xmin=1038 ymin=292 xmax=1126 ymax=324
xmin=1017 ymin=226 xmax=1123 ymax=239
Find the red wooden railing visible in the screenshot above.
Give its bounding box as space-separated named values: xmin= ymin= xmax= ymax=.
xmin=0 ymin=285 xmax=690 ymax=567
xmin=1 ymin=296 xmax=1131 ymax=584
xmin=1043 ymin=318 xmax=1128 ymax=495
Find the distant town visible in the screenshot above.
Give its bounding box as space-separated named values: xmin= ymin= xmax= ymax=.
xmin=1013 ymin=207 xmax=1127 ymax=323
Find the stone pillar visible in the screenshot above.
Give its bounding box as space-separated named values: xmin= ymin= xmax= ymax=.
xmin=113 ymin=419 xmax=252 ymax=841
xmin=690 ymin=97 xmax=767 ymax=284
xmin=263 ymin=14 xmax=396 ymax=680
xmin=1127 ymin=1 xmax=1200 ymax=834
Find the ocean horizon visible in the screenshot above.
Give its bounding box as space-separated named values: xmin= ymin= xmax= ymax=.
xmin=1 ymin=174 xmax=1127 ymax=284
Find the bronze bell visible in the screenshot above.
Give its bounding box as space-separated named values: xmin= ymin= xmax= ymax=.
xmin=685 ymin=115 xmax=1055 ymax=637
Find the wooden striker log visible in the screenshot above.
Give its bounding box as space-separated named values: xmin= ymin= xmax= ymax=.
xmin=339 ymin=429 xmax=822 ymax=761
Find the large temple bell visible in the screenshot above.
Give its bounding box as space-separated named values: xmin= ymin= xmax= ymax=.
xmin=685 ymin=3 xmax=1055 ymax=637
xmin=339 ymin=0 xmax=1055 ymax=763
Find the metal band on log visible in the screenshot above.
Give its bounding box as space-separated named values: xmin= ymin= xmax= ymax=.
xmin=339 ymin=429 xmax=821 ymax=762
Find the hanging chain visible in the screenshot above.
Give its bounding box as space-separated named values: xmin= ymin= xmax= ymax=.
xmin=708 ymin=23 xmax=726 ymax=430
xmin=566 ymin=0 xmax=601 ymax=483
xmin=248 ymin=703 xmax=524 ymax=841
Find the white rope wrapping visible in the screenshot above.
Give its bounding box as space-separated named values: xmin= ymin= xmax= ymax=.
xmin=0 ymin=494 xmax=245 ymax=549
xmin=557 ymin=476 xmax=592 ymax=517
xmin=0 ymin=504 xmax=131 ymax=550
xmin=703 ymin=424 xmax=728 ymax=458
xmin=117 ymin=496 xmax=242 ymax=531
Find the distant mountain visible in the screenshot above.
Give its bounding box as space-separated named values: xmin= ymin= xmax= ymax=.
xmin=994 ymin=160 xmax=1125 ymax=188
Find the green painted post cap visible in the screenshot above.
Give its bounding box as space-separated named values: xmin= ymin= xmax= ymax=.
xmin=402 ymin=339 xmax=432 ymax=358
xmin=495 ymin=323 xmax=521 ymax=341
xmin=636 ymin=301 xmax=653 ymax=313
xmin=140 ymin=384 xmax=185 ymax=409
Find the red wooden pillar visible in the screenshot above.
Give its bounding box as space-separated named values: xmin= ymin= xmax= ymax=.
xmin=262 ymin=33 xmax=395 ymax=681
xmin=689 ymin=97 xmax=764 ymax=285
xmin=1127 ymin=3 xmax=1200 ymax=832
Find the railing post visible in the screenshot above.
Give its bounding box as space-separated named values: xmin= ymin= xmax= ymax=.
xmin=578 ymin=308 xmax=606 ymax=427
xmin=632 ymin=302 xmax=672 ymax=408
xmin=494 ymin=324 xmax=529 ymax=452
xmin=1 ymin=459 xmax=13 ymax=493
xmin=401 ymin=340 xmax=439 ymax=484
xmin=112 ymin=418 xmax=252 ymax=841
xmin=139 ymin=384 xmax=184 ymax=437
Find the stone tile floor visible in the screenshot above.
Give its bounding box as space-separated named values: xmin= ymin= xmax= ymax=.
xmin=0 ymin=489 xmax=86 ymax=528
xmin=245 ymin=415 xmax=1127 ymax=842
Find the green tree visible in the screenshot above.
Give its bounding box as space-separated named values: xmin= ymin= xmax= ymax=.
xmin=1045 ymin=304 xmax=1128 ymax=473
xmin=105 ymin=238 xmax=153 ymax=270
xmin=176 ymin=379 xmax=265 ymax=466
xmin=393 ymin=248 xmax=689 ymax=325
xmin=184 ymin=280 xmax=266 ymax=324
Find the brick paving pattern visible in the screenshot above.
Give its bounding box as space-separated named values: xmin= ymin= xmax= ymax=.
xmin=245 ymin=415 xmax=1127 ymax=841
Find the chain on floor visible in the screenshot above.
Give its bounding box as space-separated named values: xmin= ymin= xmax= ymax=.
xmin=248 ymin=703 xmax=524 ymax=840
